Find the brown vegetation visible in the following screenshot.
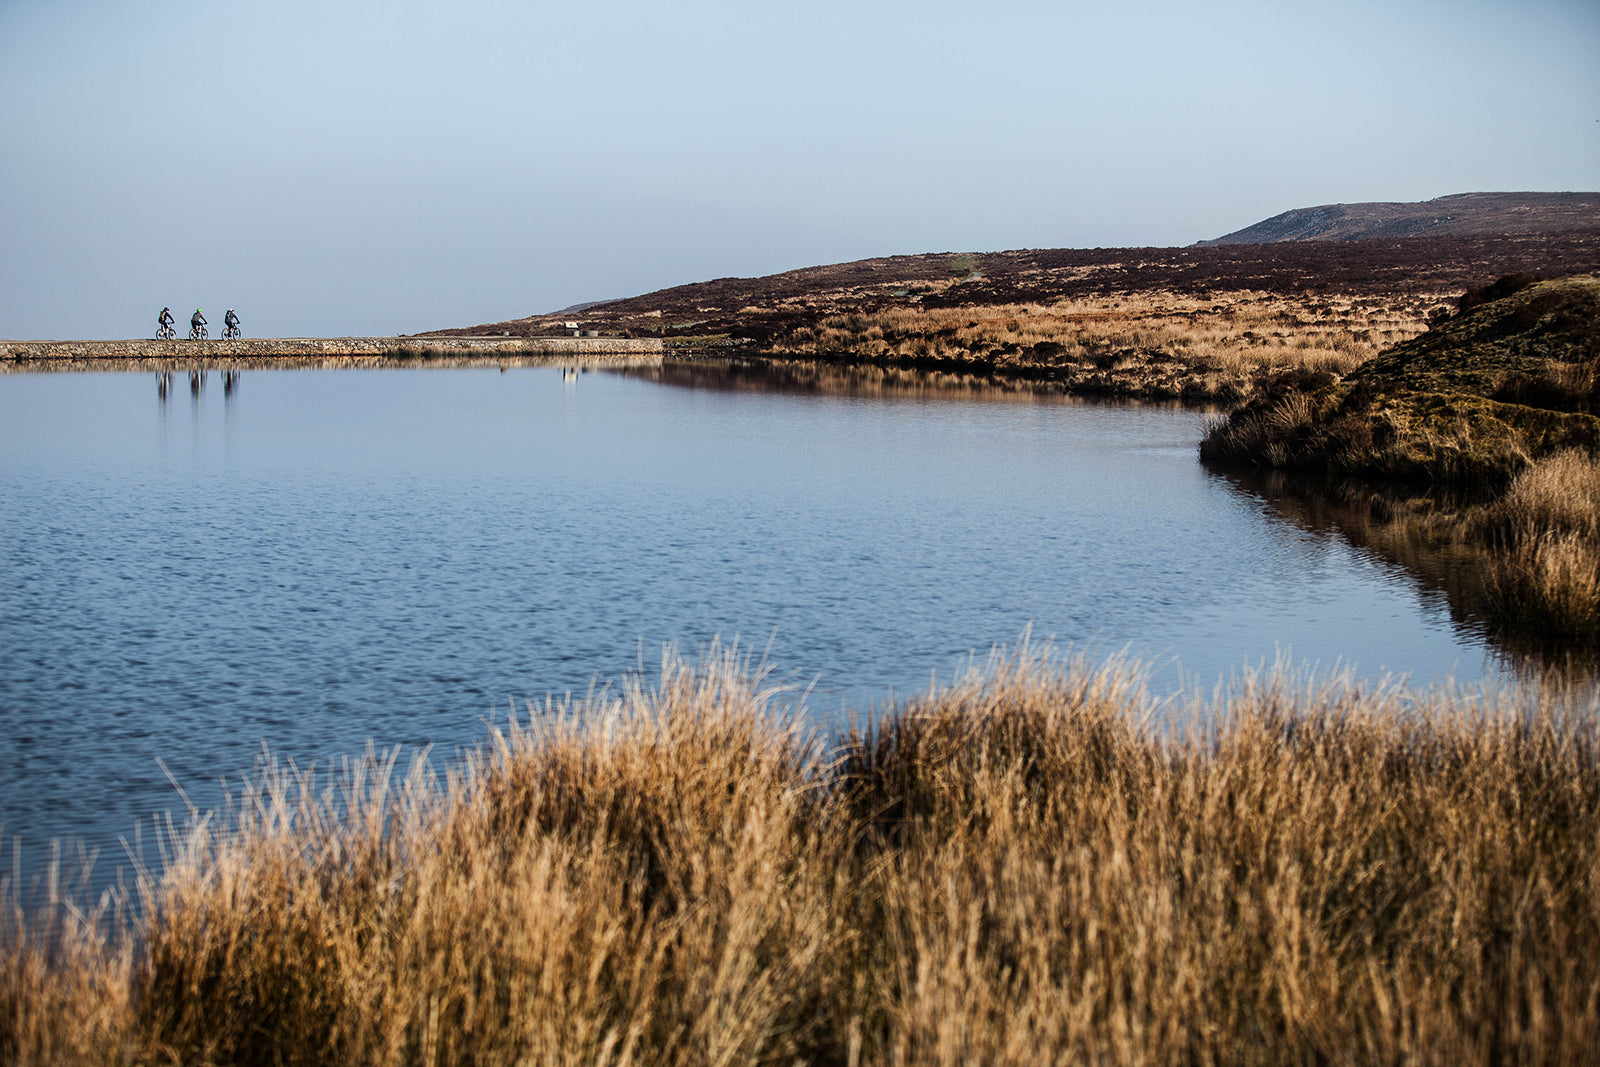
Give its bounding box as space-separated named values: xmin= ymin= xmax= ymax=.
xmin=1199 ymin=277 xmax=1599 ymax=488
xmin=432 ymin=231 xmax=1600 ymax=344
xmin=761 ymin=291 xmax=1432 ymax=402
xmin=1201 ymin=277 xmax=1600 ymax=644
xmin=6 ymin=647 xmax=1599 ymax=1065
xmin=1474 ymin=451 xmax=1600 ymax=639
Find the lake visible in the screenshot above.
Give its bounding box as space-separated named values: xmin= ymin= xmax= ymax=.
xmin=0 ymin=360 xmax=1554 ymax=889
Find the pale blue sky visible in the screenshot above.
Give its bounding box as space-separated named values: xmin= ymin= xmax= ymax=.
xmin=2 ymin=0 xmax=1596 ymax=338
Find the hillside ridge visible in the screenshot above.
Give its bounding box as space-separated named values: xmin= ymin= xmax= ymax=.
xmin=1200 ymin=192 xmax=1599 ymax=245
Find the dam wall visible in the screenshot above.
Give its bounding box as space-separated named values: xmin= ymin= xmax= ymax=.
xmin=1 ymin=336 xmax=664 ymax=371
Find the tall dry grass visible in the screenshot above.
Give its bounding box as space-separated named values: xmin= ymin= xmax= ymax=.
xmin=4 ymin=645 xmax=1599 ymax=1065
xmin=1475 ymin=450 xmax=1600 ymax=638
xmin=769 ymin=293 xmax=1435 ymax=401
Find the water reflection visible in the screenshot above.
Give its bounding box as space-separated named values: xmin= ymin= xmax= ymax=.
xmin=153 ymin=368 xmax=246 ymax=460
xmin=628 ymin=358 xmax=1593 ymax=686
xmin=609 ymin=357 xmax=1218 ymax=408
xmin=1212 ymin=466 xmax=1598 ymax=685
xmin=3 ymin=362 xmax=1595 ymax=905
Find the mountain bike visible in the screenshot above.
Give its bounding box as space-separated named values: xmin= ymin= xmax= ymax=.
xmin=189 ymin=324 xmax=208 ymax=340
xmin=156 ymin=323 xmax=176 ymax=339
xmin=223 ymin=323 xmax=242 ymax=340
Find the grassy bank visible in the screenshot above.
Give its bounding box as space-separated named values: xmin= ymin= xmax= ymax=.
xmin=6 ymin=647 xmax=1599 ymax=1065
xmin=1199 ymin=276 xmax=1599 ymax=483
xmin=1201 ymin=276 xmax=1600 ymax=642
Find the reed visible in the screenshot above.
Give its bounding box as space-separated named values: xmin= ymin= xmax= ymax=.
xmin=4 ymin=645 xmax=1598 ymax=1065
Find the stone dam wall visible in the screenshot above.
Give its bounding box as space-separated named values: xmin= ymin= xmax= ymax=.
xmin=1 ymin=336 xmax=664 ymax=371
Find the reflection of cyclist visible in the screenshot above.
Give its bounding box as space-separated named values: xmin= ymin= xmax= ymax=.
xmin=224 ymin=309 xmax=239 ymax=331
xmin=191 ymin=308 xmax=207 ymax=331
xmin=159 ymin=307 xmax=174 ymax=331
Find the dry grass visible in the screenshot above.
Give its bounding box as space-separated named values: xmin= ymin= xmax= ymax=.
xmin=1475 ymin=451 xmax=1600 ymax=638
xmin=1483 ymin=449 xmax=1600 ymax=544
xmin=1 ymin=858 xmax=135 ymax=1065
xmin=5 ymin=645 xmax=1600 ymax=1065
xmin=767 ymin=292 xmax=1435 ymax=402
xmin=1221 ymin=452 xmax=1600 ymax=645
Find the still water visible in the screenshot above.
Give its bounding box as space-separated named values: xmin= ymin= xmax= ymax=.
xmin=0 ymin=362 xmax=1530 ymax=883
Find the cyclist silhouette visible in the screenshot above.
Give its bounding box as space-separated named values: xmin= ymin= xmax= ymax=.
xmin=157 ymin=307 xmax=175 ymax=338
xmin=191 ymin=308 xmax=206 ymax=330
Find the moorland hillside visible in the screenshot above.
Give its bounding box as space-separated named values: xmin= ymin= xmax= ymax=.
xmin=1201 ymin=191 xmax=1600 ymax=245
xmin=430 ymin=230 xmax=1600 ymax=357
xmin=430 ymin=230 xmax=1600 ymax=409
xmin=1201 ymin=274 xmax=1600 ymax=482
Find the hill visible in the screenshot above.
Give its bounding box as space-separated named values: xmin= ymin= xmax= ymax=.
xmin=424 ymin=231 xmax=1600 ymax=405
xmin=1201 ymin=273 xmax=1600 ymax=483
xmin=430 ymin=231 xmax=1600 ymax=347
xmin=1200 ymin=192 xmax=1600 ymax=245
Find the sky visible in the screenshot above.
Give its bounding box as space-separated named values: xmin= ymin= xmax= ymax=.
xmin=2 ymin=0 xmax=1597 ymax=339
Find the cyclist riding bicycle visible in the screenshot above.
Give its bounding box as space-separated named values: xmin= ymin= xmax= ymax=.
xmin=224 ymin=309 xmax=240 ymax=333
xmin=191 ymin=308 xmax=207 ymax=331
xmin=159 ymin=307 xmax=174 ymax=330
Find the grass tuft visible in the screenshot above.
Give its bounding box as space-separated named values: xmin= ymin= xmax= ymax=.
xmin=4 ymin=644 xmax=1600 ymax=1064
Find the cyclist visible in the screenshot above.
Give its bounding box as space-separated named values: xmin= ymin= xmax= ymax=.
xmin=158 ymin=307 xmax=174 ymax=336
xmin=191 ymin=308 xmax=207 ymax=336
xmin=224 ymin=308 xmax=240 ymax=336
